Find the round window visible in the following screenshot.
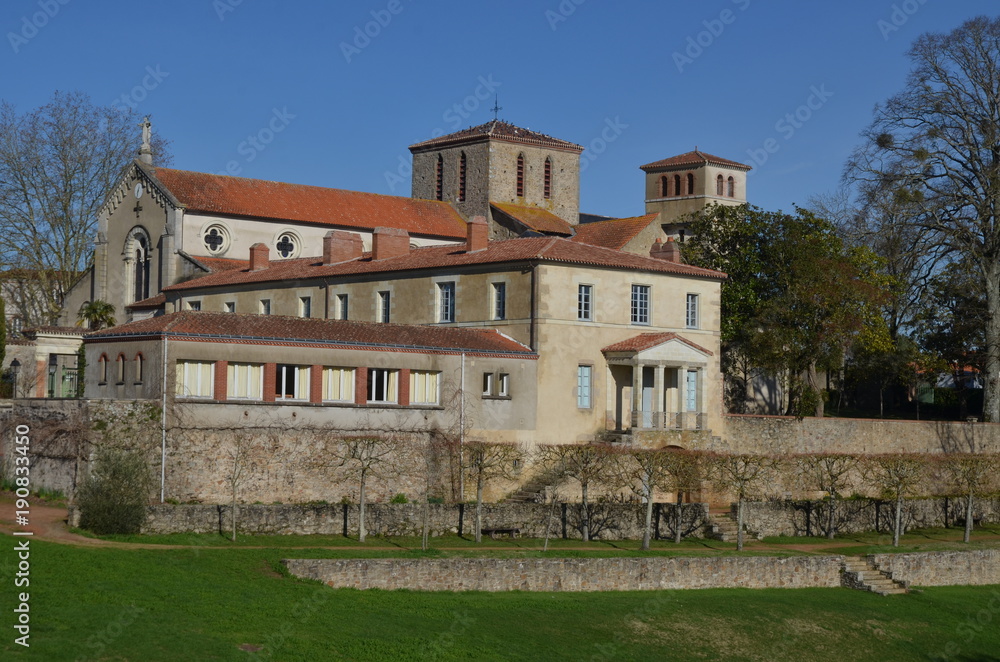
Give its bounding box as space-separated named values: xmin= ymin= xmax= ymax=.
xmin=203 ymin=225 xmax=230 ymax=254
xmin=276 ymin=233 xmax=298 ymax=258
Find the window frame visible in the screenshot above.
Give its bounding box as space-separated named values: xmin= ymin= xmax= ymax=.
xmin=116 ymin=354 xmax=126 ymax=385
xmin=322 ymin=366 xmax=355 ymax=402
xmin=498 ymin=373 xmax=510 ymax=398
xmin=377 ymin=291 xmax=391 ymax=323
xmin=227 ymin=362 xmax=264 ymax=400
xmin=224 ymin=301 xmax=236 ymax=313
xmin=631 ymin=284 xmax=650 ymax=325
xmin=259 ymin=299 xmax=271 ymax=315
xmin=367 ymin=367 xmax=398 ymax=404
xmin=577 ymin=364 xmax=592 ymax=409
xmin=275 ymin=364 xmax=309 ymax=401
xmin=543 ymin=157 xmax=552 ymax=199
xmin=578 ymin=284 xmax=593 ymax=321
xmin=299 ymin=295 xmax=312 ymax=319
xmin=409 ymin=370 xmax=441 ymax=406
xmin=134 ymin=353 xmax=144 ymax=385
xmin=516 ymin=153 xmax=525 ymax=197
xmin=482 ymin=372 xmax=494 ymax=397
xmin=438 ymin=281 xmax=456 ymax=323
xmin=686 ymin=293 xmax=699 ymax=329
xmin=337 ymin=293 xmax=349 ymax=320
xmin=493 ymin=282 xmax=506 ymax=321
xmin=175 ymin=360 xmax=214 ymax=399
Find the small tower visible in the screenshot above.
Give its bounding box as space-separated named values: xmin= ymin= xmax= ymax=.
xmin=409 ymin=120 xmax=584 ymax=238
xmin=640 ymin=150 xmax=750 ymax=240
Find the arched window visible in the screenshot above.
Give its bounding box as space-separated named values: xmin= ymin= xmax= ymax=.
xmin=98 ymin=354 xmax=108 ymax=384
xmin=125 ymin=227 xmax=151 ymax=304
xmin=135 ymin=353 xmax=144 ymax=384
xmin=458 ymin=152 xmax=467 ymax=203
xmin=716 ymin=174 xmax=724 ymax=196
xmin=727 ymin=176 xmax=736 ymax=198
xmin=516 ymin=154 xmax=525 ymax=197
xmin=116 ymin=354 xmax=126 ymax=384
xmin=686 ymin=173 xmax=695 ymax=195
xmin=673 ymin=175 xmax=682 ymax=197
xmin=661 ymin=176 xmax=669 ymax=198
xmin=435 ymin=154 xmax=444 ymax=201
xmin=543 ymin=157 xmax=552 ymax=199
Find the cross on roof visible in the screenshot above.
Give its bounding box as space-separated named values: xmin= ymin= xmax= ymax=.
xmin=491 ymin=95 xmax=503 ymax=121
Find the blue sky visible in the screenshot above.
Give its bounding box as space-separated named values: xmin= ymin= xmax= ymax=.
xmin=2 ymin=0 xmax=997 ymax=218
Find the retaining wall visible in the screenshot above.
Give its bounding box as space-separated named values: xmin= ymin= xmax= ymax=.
xmin=873 ymin=550 xmax=1000 ymax=587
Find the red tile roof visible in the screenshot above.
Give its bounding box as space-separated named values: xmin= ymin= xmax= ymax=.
xmin=125 ymin=293 xmax=166 ymax=310
xmin=602 ymin=332 xmax=713 ymax=355
xmin=409 ymin=120 xmax=584 ymax=153
xmin=192 ymin=256 xmax=249 ymax=273
xmin=640 ymin=150 xmax=751 ymax=172
xmin=571 ymin=214 xmax=659 ymax=250
xmin=23 ymin=326 xmax=86 ymax=337
xmin=491 ymin=202 xmax=575 ymax=236
xmin=147 ymin=167 xmax=468 ymax=239
xmin=162 ymin=236 xmax=726 ymax=294
xmin=85 ymin=312 xmax=535 ymax=357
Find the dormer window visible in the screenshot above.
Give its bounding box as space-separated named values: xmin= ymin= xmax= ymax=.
xmin=516 ymin=154 xmax=525 ymax=197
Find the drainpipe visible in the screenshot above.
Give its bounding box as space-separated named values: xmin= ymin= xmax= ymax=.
xmin=529 ymin=263 xmax=538 ymax=351
xmin=159 ymin=334 xmax=168 ymax=503
xmin=459 ymin=352 xmax=465 ymax=502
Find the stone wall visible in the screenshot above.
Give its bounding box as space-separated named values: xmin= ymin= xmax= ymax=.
xmin=872 ymin=550 xmax=1000 ymax=587
xmin=739 ymin=498 xmax=1000 ymax=538
xmin=0 ymin=399 xmax=91 ymax=496
xmin=283 ymin=555 xmax=844 ymax=592
xmin=115 ymin=502 xmax=708 ymax=540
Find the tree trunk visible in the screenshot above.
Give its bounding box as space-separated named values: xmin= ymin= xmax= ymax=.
xmin=827 ymin=493 xmax=836 ymax=540
xmin=893 ymin=495 xmax=902 ymax=547
xmin=581 ymin=481 xmax=590 ymax=543
xmin=358 ymin=469 xmax=367 ymax=543
xmin=543 ymin=493 xmax=556 ymax=552
xmin=808 ymin=361 xmax=824 ymax=418
xmin=736 ymin=497 xmax=745 ymax=552
xmin=642 ymin=479 xmax=653 ymax=551
xmin=965 ymin=491 xmax=974 ymax=544
xmin=674 ymin=491 xmax=683 ymax=544
xmin=984 ymin=261 xmax=1000 ymax=422
xmin=231 ymin=492 xmax=237 ymax=542
xmin=475 ymin=473 xmax=484 ymax=544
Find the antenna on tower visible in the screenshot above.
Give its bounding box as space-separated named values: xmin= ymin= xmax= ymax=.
xmin=491 ymin=94 xmax=503 ymax=121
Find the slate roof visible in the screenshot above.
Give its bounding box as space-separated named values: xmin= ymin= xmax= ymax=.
xmin=491 ymin=202 xmax=575 ymax=236
xmin=84 ymin=312 xmax=536 ymax=357
xmin=162 ymin=236 xmax=726 ymax=293
xmin=602 ymin=332 xmax=713 ymax=356
xmin=640 ymin=150 xmax=751 ymax=172
xmin=570 ymin=214 xmax=659 ymax=250
xmin=409 ymin=120 xmax=584 ymax=153
xmin=146 ymin=167 xmax=468 ymax=239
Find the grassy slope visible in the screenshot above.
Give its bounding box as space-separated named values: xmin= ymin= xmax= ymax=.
xmin=2 ymin=540 xmax=999 ymax=661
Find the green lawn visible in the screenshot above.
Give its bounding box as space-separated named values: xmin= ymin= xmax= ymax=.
xmin=2 ymin=539 xmax=999 ymax=661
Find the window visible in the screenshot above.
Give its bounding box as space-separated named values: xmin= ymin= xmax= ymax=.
xmin=577 ymin=365 xmax=592 ymax=409
xmin=132 ymin=232 xmax=150 ymax=303
xmin=673 ymin=174 xmax=682 ymax=197
xmin=377 ymin=291 xmax=391 ymax=323
xmin=134 ymin=354 xmax=144 ymax=384
xmin=516 ymin=154 xmax=525 ymax=197
xmin=98 ymin=355 xmax=108 ymax=384
xmin=458 ymin=152 xmax=467 ymax=202
xmin=259 ymin=299 xmax=271 ymax=315
xmin=686 ymin=173 xmax=695 ymax=195
xmin=686 ymin=370 xmax=698 ymax=412
xmin=299 ymin=296 xmax=312 ymax=319
xmin=203 ymin=224 xmax=230 ymax=254
xmin=435 ymin=154 xmax=444 ymax=201
xmin=410 ymin=370 xmax=440 ymax=405
xmin=498 ymin=373 xmax=510 ymax=397
xmin=438 ymin=282 xmax=455 ymax=323
xmin=276 ymin=233 xmax=298 ymax=258
xmin=660 ymin=176 xmax=669 ymax=198
xmin=578 ymin=284 xmax=593 ymax=321
xmin=227 ymin=363 xmax=263 ymax=399
xmin=337 ymin=294 xmax=349 ymax=320
xmin=116 ymin=355 xmax=126 ymax=384
xmin=275 ymin=364 xmax=309 ymax=400
xmin=543 ymin=158 xmax=552 ymax=199
xmin=493 ymin=282 xmax=506 ymax=320
xmin=727 ymin=176 xmax=735 ymax=198
xmin=224 ymin=301 xmax=236 ymax=313
xmin=186 ymin=300 xmax=201 ymax=311
xmin=367 ymin=368 xmax=398 ymax=403
xmin=322 ymin=367 xmax=355 ymax=402
xmin=482 ymin=372 xmax=494 ymax=396
xmin=175 ymin=361 xmax=213 ymax=398
xmin=716 ymin=174 xmax=724 ymax=196
xmin=686 ymin=293 xmax=699 ymax=329
xmin=631 ymin=285 xmax=650 ymax=325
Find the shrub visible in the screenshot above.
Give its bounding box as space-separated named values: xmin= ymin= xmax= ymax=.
xmin=78 ymin=447 xmax=153 ymax=535
xmin=390 ymin=493 xmax=408 ymax=504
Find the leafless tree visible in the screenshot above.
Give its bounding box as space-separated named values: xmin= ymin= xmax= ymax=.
xmin=937 ymin=453 xmax=1000 ymax=543
xmin=538 ymin=444 xmax=617 ymax=542
xmin=462 ymin=441 xmax=524 ymax=543
xmin=709 ymin=453 xmax=782 ymax=551
xmin=860 ymin=454 xmax=929 ymax=547
xmin=0 ymin=91 xmax=170 ymax=327
xmin=326 ymin=433 xmax=401 ymax=543
xmin=225 ymin=431 xmax=259 ymax=542
xmin=617 ymin=448 xmax=702 ymax=549
xmin=793 ymin=453 xmax=859 ymax=540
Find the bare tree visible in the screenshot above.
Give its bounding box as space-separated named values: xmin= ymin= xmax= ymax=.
xmin=0 ymin=91 xmax=170 ymax=327
xmin=846 ymin=17 xmax=1000 ymax=421
xmin=538 ymin=444 xmax=616 ymax=542
xmin=326 ymin=433 xmax=401 ymax=543
xmin=709 ymin=453 xmax=781 ymax=551
xmin=617 ymin=448 xmax=702 ymax=549
xmin=462 ymin=441 xmax=524 ymax=543
xmin=225 ymin=431 xmax=261 ymax=542
xmin=938 ymin=453 xmax=1000 ymax=543
xmin=861 ymin=454 xmax=928 ymax=547
xmin=794 ymin=453 xmax=858 ymax=540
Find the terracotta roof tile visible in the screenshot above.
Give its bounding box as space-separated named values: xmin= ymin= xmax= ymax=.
xmin=23 ymin=326 xmax=86 ymax=337
xmin=162 ymin=236 xmax=726 ymax=294
xmin=640 ymin=150 xmax=751 ymax=172
xmin=571 ymin=214 xmax=659 ymax=250
xmin=85 ymin=312 xmax=535 ymax=357
xmin=148 ymin=167 xmax=468 ymax=239
xmin=409 ymin=120 xmax=584 ymax=153
xmin=125 ymin=293 xmax=166 ymax=310
xmin=491 ymin=202 xmax=575 ymax=236
xmin=602 ymin=332 xmax=713 ymax=355
xmin=193 ymin=256 xmax=249 ymax=273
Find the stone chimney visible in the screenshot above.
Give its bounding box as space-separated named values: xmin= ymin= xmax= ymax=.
xmin=466 ymin=216 xmax=489 ymax=253
xmin=650 ymin=237 xmax=683 ymax=263
xmin=249 ymin=243 xmax=270 ymax=271
xmin=372 ymin=227 xmax=410 ymax=260
xmin=323 ymin=231 xmax=364 ymax=265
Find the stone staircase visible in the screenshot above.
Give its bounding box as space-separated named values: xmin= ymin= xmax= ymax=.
xmin=505 ymin=470 xmax=561 ymax=503
xmin=841 ymin=556 xmax=908 ymax=596
xmin=705 ymin=512 xmax=762 ymax=543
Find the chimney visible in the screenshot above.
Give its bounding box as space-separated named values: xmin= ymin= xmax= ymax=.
xmin=249 ymin=243 xmax=270 ymax=271
xmin=650 ymin=237 xmax=683 ymax=263
xmin=466 ymin=216 xmax=489 ymax=252
xmin=323 ymin=231 xmax=364 ymax=265
xmin=372 ymin=227 xmax=410 ymax=260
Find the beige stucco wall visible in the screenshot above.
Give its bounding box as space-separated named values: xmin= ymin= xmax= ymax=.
xmin=644 ymin=164 xmax=747 ymax=225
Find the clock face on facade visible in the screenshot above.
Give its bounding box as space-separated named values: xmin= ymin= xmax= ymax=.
xmin=134 ymin=183 xmax=144 ymax=199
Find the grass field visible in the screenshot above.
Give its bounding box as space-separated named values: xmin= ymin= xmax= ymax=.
xmin=2 ymin=538 xmax=999 ymax=661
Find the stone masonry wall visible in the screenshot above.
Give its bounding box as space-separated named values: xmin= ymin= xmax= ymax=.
xmin=283 ymin=555 xmax=844 ymax=592
xmin=872 ymin=550 xmax=1000 ymax=587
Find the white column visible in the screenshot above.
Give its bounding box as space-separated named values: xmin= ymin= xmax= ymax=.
xmin=653 ymin=364 xmax=664 ymax=429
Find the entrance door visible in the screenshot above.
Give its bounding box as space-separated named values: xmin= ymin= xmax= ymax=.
xmin=642 ymin=367 xmax=654 ymax=428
